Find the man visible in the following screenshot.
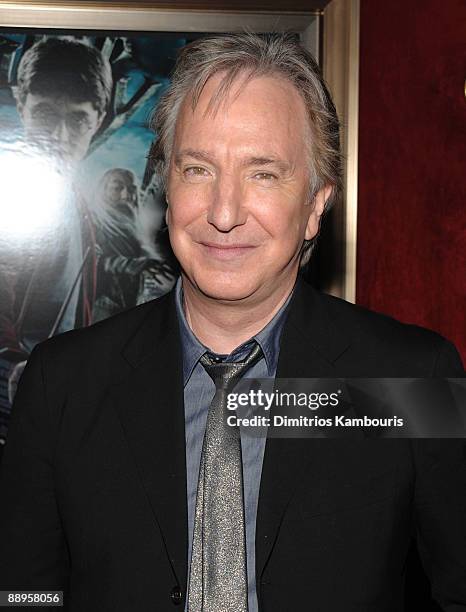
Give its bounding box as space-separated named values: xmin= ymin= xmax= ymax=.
xmin=0 ymin=37 xmax=112 ymax=403
xmin=91 ymin=168 xmax=174 ymax=321
xmin=96 ymin=168 xmax=139 ymax=216
xmin=14 ymin=37 xmax=110 ymax=166
xmin=0 ymin=33 xmax=465 ymax=611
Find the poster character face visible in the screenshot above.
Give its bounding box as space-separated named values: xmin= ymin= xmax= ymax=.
xmin=13 ymin=37 xmax=113 ymax=164
xmin=103 ymin=171 xmax=138 ymax=209
xmin=17 ymin=92 xmax=104 ymax=163
xmin=167 ymin=72 xmax=329 ymax=304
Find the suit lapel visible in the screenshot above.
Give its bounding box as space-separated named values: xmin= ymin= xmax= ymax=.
xmin=107 ymin=279 xmax=356 ymax=588
xmin=256 ymin=279 xmax=353 ymax=578
xmin=110 ymin=289 xmax=188 ymax=590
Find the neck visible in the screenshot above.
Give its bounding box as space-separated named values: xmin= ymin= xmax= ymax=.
xmin=181 ymin=275 xmax=297 ymax=354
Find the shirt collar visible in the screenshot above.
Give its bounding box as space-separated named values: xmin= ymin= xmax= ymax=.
xmin=175 ymin=277 xmax=294 ymax=384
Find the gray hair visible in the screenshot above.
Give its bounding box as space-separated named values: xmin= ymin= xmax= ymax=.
xmin=151 ymin=32 xmax=342 ymax=264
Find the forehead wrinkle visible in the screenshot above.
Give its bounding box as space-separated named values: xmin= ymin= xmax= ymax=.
xmin=175 ymin=77 xmax=307 ymax=173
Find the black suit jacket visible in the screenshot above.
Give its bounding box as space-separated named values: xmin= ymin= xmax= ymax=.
xmin=0 ymin=278 xmax=465 ymax=611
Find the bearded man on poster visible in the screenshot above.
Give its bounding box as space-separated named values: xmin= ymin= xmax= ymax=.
xmin=0 ymin=33 xmax=465 ymax=612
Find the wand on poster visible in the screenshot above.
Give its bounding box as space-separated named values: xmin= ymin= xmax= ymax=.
xmin=48 ymin=247 xmax=91 ymax=339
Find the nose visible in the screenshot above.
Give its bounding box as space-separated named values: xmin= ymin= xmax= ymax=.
xmin=206 ymin=172 xmax=247 ymax=232
xmin=50 ymin=119 xmax=71 ymax=144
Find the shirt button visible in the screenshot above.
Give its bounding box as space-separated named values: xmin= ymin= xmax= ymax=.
xmin=170 ymin=585 xmax=182 ymax=605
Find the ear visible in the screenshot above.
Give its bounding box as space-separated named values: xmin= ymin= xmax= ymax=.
xmin=304 ymin=184 xmax=333 ymax=241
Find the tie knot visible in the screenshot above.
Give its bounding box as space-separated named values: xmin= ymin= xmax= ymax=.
xmin=200 ymin=342 xmax=263 ymax=390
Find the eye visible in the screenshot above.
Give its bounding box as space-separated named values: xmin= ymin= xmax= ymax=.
xmin=31 ymin=108 xmax=58 ymax=128
xmin=253 ymin=172 xmax=277 ymax=181
xmin=183 ymin=166 xmax=210 ymax=178
xmin=68 ymin=115 xmax=91 ymax=133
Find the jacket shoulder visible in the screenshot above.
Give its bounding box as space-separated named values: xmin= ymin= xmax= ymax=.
xmin=32 ymin=290 xmax=175 ymax=393
xmin=41 ymin=291 xmax=171 ymax=355
xmin=308 ymin=287 xmax=463 ymax=375
xmin=324 ymin=291 xmax=440 ymax=343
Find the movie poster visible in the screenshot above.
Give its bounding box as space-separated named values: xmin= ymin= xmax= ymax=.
xmin=0 ymin=31 xmax=196 ymax=444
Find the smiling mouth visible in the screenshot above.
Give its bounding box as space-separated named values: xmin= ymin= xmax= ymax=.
xmin=198 ymin=241 xmax=258 ymax=260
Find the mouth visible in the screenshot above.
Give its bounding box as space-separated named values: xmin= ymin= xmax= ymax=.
xmin=32 ymin=139 xmax=74 ymax=164
xmin=198 ymin=240 xmax=258 ymax=260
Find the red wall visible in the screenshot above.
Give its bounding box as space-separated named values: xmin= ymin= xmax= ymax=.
xmin=356 ymin=0 xmax=466 ymax=363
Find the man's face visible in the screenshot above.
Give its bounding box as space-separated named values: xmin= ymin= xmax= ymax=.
xmin=167 ymin=72 xmax=329 ymax=304
xmin=17 ymin=92 xmax=104 ymax=163
xmin=104 ymin=176 xmax=136 ymax=209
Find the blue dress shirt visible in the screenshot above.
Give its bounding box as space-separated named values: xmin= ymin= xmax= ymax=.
xmin=175 ymin=278 xmax=293 ymax=612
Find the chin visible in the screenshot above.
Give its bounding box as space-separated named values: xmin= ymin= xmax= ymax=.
xmin=192 ymin=270 xmax=260 ymax=303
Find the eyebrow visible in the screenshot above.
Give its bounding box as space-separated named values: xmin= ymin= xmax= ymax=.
xmin=241 ymin=156 xmax=291 ymax=173
xmin=31 ymin=103 xmax=91 ymax=118
xmin=31 ymin=102 xmax=55 ymax=111
xmin=175 ymin=149 xmax=292 ymax=173
xmin=174 ymin=149 xmax=214 ymax=165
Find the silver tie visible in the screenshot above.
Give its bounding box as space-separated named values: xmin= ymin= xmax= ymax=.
xmin=187 ymin=342 xmax=263 ymax=612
